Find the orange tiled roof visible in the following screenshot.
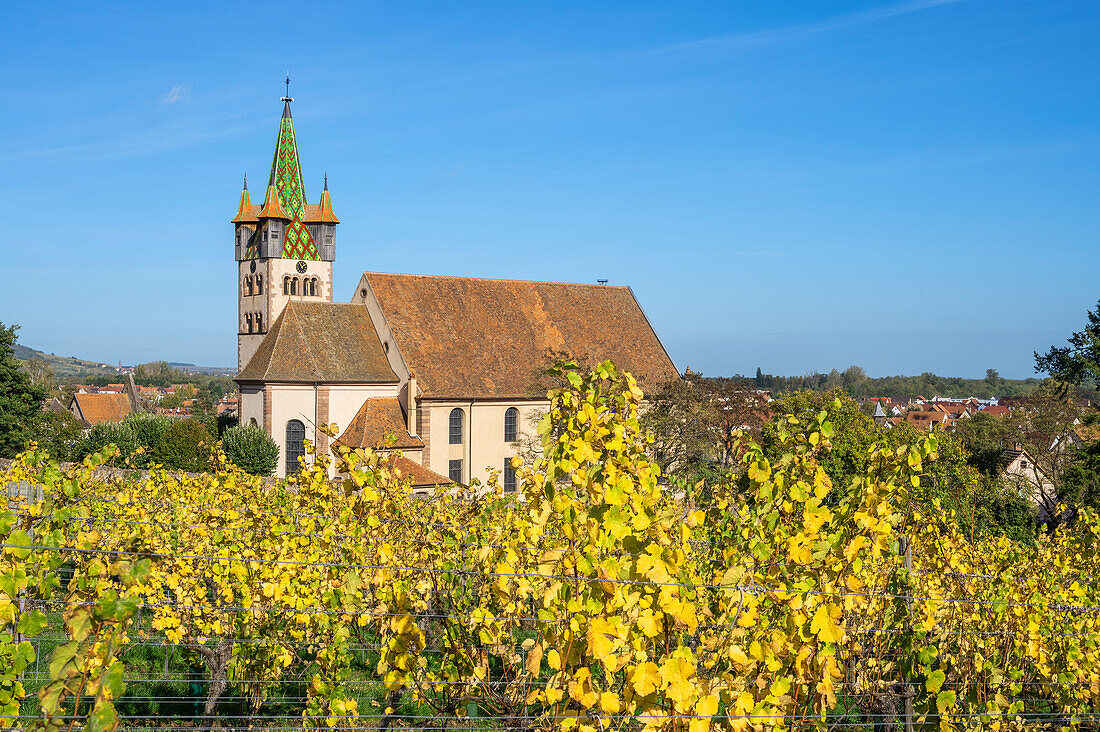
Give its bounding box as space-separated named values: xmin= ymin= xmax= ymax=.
xmin=259 ymin=184 xmax=290 ymax=219
xmin=316 ymin=187 xmax=339 ymax=223
xmin=383 ymin=454 xmax=453 ymax=488
xmin=364 ymin=273 xmax=679 ymax=399
xmin=337 ymin=398 xmax=424 ymax=450
xmin=71 ymin=393 xmax=132 ymax=425
xmin=232 ymin=188 xmax=257 ymax=223
xmin=237 ymin=301 xmax=398 ymax=384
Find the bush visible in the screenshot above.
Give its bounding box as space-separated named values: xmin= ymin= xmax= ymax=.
xmin=123 ymin=412 xmax=173 ymax=468
xmin=27 ymin=410 xmax=84 ymax=462
xmin=81 ymin=421 xmax=138 ymax=466
xmin=221 ymin=424 xmax=279 ymax=476
xmin=153 ymin=419 xmax=214 ymax=472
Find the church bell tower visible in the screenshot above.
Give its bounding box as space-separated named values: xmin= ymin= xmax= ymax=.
xmin=234 ymin=84 xmax=339 ymax=372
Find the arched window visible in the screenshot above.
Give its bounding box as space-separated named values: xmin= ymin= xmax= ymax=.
xmin=285 ymin=420 xmax=306 ymax=476
xmin=246 ymin=276 xmax=254 ymax=296
xmin=503 ymin=459 xmax=516 ymax=492
xmin=249 ymin=417 xmax=257 ymax=427
xmin=504 ymin=407 xmax=519 ymax=443
xmin=283 ymin=276 xmax=291 ymax=295
xmin=311 ymin=278 xmax=319 ymax=296
xmin=245 ymin=313 xmax=253 ymax=334
xmin=291 ymin=278 xmax=298 ymax=295
xmin=449 ymin=408 xmax=464 ymax=444
xmin=256 ymin=275 xmax=263 ymax=294
xmin=256 ymin=312 xmax=263 ymax=332
xmin=306 ymin=278 xmax=314 ymax=296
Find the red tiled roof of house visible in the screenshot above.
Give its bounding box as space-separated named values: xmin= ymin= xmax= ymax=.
xmin=383 ymin=454 xmax=453 ymax=488
xmin=71 ymin=393 xmax=132 ymax=425
xmin=982 ymin=405 xmax=1011 ymax=417
xmin=905 ymin=411 xmax=954 ymax=430
xmin=337 ymin=398 xmax=424 ymax=450
xmin=363 ymin=272 xmax=679 ymax=399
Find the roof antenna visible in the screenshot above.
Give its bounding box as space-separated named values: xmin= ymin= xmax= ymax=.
xmin=281 ymin=72 xmax=293 ymax=103
xmin=597 ymin=279 xmax=608 ymax=285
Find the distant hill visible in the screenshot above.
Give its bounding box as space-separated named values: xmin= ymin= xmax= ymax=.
xmin=13 ymin=344 xmax=117 ymax=379
xmin=746 ymin=366 xmax=1044 ymax=399
xmin=14 ymin=345 xmax=233 ymax=379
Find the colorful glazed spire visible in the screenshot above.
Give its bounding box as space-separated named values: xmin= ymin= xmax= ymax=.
xmin=266 ymin=97 xmax=319 ymax=260
xmin=316 ymin=173 xmax=340 ymax=223
xmin=232 ymin=176 xmax=256 ymax=223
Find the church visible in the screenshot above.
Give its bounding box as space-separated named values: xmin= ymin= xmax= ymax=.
xmin=234 ymin=94 xmax=680 ymax=482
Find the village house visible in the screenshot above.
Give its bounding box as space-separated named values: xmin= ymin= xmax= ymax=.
xmin=234 ymin=96 xmax=679 ymax=482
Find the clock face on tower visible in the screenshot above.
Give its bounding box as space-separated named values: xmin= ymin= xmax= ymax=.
xmin=296 ymin=261 xmax=307 ymax=274
xmin=249 ymin=260 xmax=256 ymax=273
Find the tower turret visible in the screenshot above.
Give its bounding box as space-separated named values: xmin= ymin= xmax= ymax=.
xmin=232 ymin=176 xmax=257 ymax=260
xmin=306 ymin=173 xmax=339 ymax=261
xmin=235 ymin=88 xmax=336 ymax=373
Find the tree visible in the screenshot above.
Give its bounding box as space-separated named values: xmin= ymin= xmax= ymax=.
xmin=221 ymin=424 xmax=279 ymax=476
xmin=23 ymin=356 xmax=56 ymax=392
xmin=153 ymin=419 xmax=214 ymax=472
xmin=641 ymin=372 xmax=768 ymax=483
xmin=1035 ymin=299 xmax=1100 ymax=387
xmin=765 ymin=389 xmax=879 ymax=488
xmin=134 ymin=361 xmax=186 ymax=388
xmin=841 ymin=365 xmax=867 ymax=395
xmin=80 ymin=421 xmax=139 ymax=466
xmin=955 ymin=411 xmax=1018 ymax=475
xmin=26 ymin=410 xmax=84 ymax=462
xmin=985 ymin=368 xmax=1000 ymax=387
xmin=123 ymin=413 xmax=173 ymax=468
xmin=0 ymin=322 xmax=46 ymax=457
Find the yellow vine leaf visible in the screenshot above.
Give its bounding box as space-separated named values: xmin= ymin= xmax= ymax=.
xmin=810 ymin=602 xmax=843 ymax=643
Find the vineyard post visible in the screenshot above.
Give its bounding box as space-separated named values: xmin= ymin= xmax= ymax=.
xmin=903 ymin=535 xmax=914 ymax=732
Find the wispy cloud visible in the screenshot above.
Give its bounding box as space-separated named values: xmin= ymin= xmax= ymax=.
xmin=645 ymin=0 xmax=967 ymax=57
xmin=438 ymin=161 xmax=466 ymax=179
xmin=161 ymin=84 xmax=192 ymax=105
xmin=0 ymin=115 xmax=264 ymax=164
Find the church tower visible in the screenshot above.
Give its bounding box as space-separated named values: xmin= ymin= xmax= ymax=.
xmin=234 ymin=89 xmax=339 ymax=372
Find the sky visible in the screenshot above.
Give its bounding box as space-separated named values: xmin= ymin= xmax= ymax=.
xmin=1 ymin=1 xmax=1097 ymax=379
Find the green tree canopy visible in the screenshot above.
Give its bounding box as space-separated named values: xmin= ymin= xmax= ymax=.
xmin=221 ymin=424 xmax=279 ymax=476
xmin=153 ymin=419 xmax=214 ymax=473
xmin=1035 ymin=298 xmax=1100 ymax=387
xmin=0 ymin=322 xmax=46 ymax=457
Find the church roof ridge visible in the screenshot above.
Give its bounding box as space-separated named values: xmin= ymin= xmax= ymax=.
xmin=361 ymin=272 xmax=679 ymax=399
xmin=359 ymin=270 xmax=631 ymax=290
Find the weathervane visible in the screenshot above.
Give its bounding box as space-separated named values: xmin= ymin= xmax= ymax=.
xmin=281 ymin=72 xmax=293 ymax=103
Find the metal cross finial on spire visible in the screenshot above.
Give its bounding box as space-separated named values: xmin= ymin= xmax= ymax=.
xmin=281 ymin=72 xmax=293 ymax=103
xmin=324 ymin=173 xmax=328 ymax=191
xmin=243 ymin=173 xmax=248 ymax=191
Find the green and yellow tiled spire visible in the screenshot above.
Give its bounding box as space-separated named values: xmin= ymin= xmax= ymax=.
xmin=267 ymin=98 xmax=320 ymax=260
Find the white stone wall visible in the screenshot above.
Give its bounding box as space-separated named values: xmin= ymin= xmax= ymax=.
xmin=424 ymin=400 xmax=547 ymax=489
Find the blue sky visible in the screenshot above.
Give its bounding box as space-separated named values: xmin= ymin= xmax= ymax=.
xmin=1 ymin=1 xmax=1097 ymax=378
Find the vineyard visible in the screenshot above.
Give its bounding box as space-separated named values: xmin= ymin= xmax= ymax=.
xmin=3 ymin=362 xmax=1100 ymax=731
